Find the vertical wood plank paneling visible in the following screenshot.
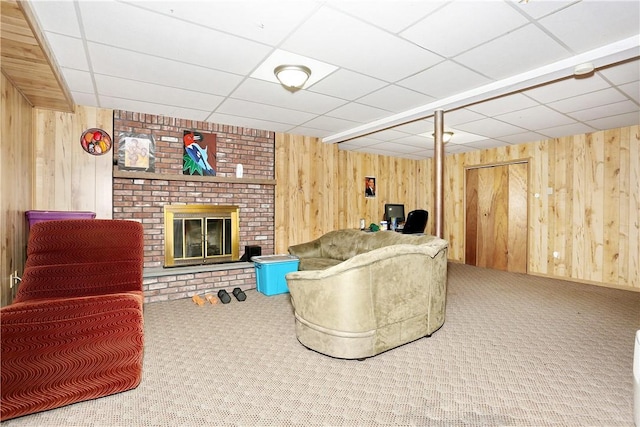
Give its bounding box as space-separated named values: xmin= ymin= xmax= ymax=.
xmin=552 ymin=137 xmax=570 ymax=277
xmin=1 ymin=74 xmax=33 ymax=306
xmin=627 ymin=126 xmax=639 ymax=288
xmin=586 ymin=131 xmax=604 ymax=282
xmin=603 ymin=129 xmax=620 ymax=283
xmin=571 ymin=134 xmax=587 ymax=279
xmin=508 ymin=162 xmax=528 ymax=273
xmin=465 ymin=168 xmax=478 ymax=266
xmin=33 ymin=106 xmax=113 ymax=216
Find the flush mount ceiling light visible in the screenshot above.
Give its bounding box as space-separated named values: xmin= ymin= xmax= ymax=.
xmin=432 ymin=131 xmax=454 ymax=143
xmin=274 ymin=65 xmax=311 ymax=92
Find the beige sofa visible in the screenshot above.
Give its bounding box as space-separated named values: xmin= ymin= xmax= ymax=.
xmin=286 ymin=229 xmax=448 ymax=359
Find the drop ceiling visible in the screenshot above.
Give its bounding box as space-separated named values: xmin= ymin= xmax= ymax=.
xmin=24 ymin=0 xmax=640 ymax=159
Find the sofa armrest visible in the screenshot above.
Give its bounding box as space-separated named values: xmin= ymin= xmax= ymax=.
xmin=288 ymin=238 xmax=323 ymax=259
xmin=13 ymin=260 xmax=143 ymax=303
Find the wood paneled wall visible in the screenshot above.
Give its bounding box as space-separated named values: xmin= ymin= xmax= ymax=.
xmin=1 ymin=73 xmax=33 ymax=306
xmin=443 ymin=126 xmax=639 ymax=290
xmin=33 ymin=106 xmax=113 ymax=218
xmin=275 ymin=133 xmax=431 ymax=252
xmin=276 ymin=126 xmax=638 ymax=291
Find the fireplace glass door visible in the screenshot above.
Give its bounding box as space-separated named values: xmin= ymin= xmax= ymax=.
xmin=164 ymin=205 xmax=239 ymax=267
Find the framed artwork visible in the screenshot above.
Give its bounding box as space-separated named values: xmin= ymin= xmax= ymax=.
xmin=183 ymin=130 xmax=216 ymax=176
xmin=117 ymin=132 xmax=155 ymax=172
xmin=365 ymin=176 xmax=376 ymax=198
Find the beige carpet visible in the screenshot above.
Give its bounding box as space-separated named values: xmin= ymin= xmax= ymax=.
xmin=4 ymin=263 xmax=639 ymax=426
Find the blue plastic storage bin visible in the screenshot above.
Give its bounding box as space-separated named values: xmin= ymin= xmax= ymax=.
xmin=252 ymin=255 xmax=300 ymax=296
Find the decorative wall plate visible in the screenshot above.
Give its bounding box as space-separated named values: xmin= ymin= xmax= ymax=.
xmin=81 ymin=128 xmax=112 ymax=155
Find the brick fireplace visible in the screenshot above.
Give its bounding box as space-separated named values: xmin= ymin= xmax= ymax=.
xmin=111 ymin=111 xmax=276 ymax=303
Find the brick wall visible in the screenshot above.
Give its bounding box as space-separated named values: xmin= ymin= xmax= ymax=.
xmin=111 ymin=111 xmax=275 ymax=302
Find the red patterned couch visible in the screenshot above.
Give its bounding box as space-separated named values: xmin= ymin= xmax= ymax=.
xmin=1 ymin=219 xmax=145 ymax=421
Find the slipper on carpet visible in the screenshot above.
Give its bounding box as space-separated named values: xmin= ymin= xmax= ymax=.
xmin=232 ymin=287 xmax=247 ymax=302
xmin=218 ymin=289 xmax=231 ymax=304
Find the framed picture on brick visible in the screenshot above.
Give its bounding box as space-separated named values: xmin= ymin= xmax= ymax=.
xmin=117 ymin=132 xmax=155 ymax=172
xmin=183 ymin=130 xmax=216 ymax=176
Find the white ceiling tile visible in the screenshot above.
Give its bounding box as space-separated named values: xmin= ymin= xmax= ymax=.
xmin=88 ymin=43 xmax=242 ymax=96
xmin=537 ymin=123 xmax=598 ymax=139
xmin=548 ymin=88 xmax=628 ymax=113
xmin=441 ymin=108 xmax=486 ymax=126
xmin=498 ymin=132 xmax=548 ymax=144
xmin=467 ymin=93 xmax=540 ymax=116
xmin=496 ymin=105 xmax=576 ymax=130
xmin=434 ymin=130 xmax=488 ymax=145
xmin=232 ymin=78 xmax=347 ymax=115
xmin=462 ymin=139 xmax=512 ymax=150
xmin=329 ymin=1 xmax=445 ymax=33
xmin=216 ymin=99 xmax=316 ymax=125
xmin=455 ymin=24 xmax=570 ymax=80
xmin=44 ymin=33 xmax=89 ymax=71
xmin=357 ymin=85 xmax=436 ymax=113
xmin=286 ymin=126 xmax=333 ymax=138
xmin=30 ymin=1 xmax=81 ymax=37
xmin=100 ymin=96 xmax=211 ymax=122
xmin=207 ymin=113 xmax=293 ymax=133
xmin=398 ymin=61 xmax=492 ymax=98
xmin=78 ymin=1 xmax=270 ymax=75
xmin=401 ymin=1 xmax=528 ymax=58
xmin=598 ymin=59 xmax=640 ymax=85
xmin=587 ymin=111 xmax=640 ymax=130
xmin=510 ymin=0 xmax=575 ymax=20
xmin=126 ymin=0 xmax=318 ymax=46
xmin=523 ymin=75 xmax=611 ymax=103
xmin=61 ymin=68 xmax=94 ymax=93
xmin=539 ymin=1 xmax=640 ymax=52
xmin=391 ymin=119 xmax=434 ymax=135
xmin=308 ymin=69 xmax=387 ymax=101
xmin=619 ymin=81 xmax=640 ymax=104
xmin=95 ymin=75 xmax=224 ymax=111
xmin=71 ymin=91 xmax=98 ymax=107
xmin=281 ymin=6 xmax=443 ymax=82
xmin=455 ymin=118 xmax=528 ymax=138
xmin=299 ymin=115 xmax=360 ymax=133
xmin=367 ymin=128 xmax=418 ymax=141
xmin=392 ymin=135 xmax=435 ymax=149
xmin=326 ymin=102 xmax=393 ymax=123
xmin=567 ymin=100 xmax=639 ymax=122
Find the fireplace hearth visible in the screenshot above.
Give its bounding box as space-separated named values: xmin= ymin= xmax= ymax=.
xmin=163 ymin=205 xmax=240 ymax=267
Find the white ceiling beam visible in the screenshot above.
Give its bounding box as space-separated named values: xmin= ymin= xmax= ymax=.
xmin=322 ymin=35 xmax=640 ymax=145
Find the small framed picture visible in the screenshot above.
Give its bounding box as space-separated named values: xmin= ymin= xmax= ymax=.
xmin=365 ymin=176 xmax=376 ymax=198
xmin=117 ymin=132 xmax=155 ymax=172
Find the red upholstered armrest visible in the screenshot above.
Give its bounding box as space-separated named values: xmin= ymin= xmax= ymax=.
xmin=1 ymin=292 xmax=144 ymax=421
xmin=13 ymin=260 xmax=143 ymax=303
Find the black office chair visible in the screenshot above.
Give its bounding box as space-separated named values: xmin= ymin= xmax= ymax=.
xmin=402 ymin=209 xmax=428 ymax=234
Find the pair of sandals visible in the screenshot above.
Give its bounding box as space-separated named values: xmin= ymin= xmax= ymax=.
xmin=217 ymin=287 xmax=246 ymax=304
xmin=192 ymin=287 xmax=246 ymax=306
